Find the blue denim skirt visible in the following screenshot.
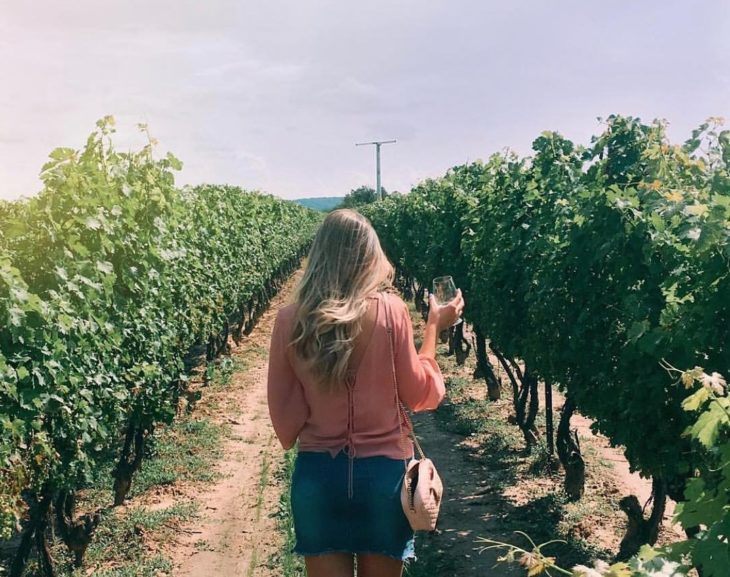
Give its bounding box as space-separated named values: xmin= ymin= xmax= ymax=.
xmin=291 ymin=451 xmax=415 ymax=561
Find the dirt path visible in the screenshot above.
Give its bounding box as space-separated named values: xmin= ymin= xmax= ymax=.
xmin=169 ymin=270 xmax=303 ymax=577
xmin=407 ymin=409 xmax=523 ymax=577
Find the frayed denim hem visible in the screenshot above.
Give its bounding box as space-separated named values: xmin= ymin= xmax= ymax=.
xmin=293 ymin=544 xmax=417 ymax=563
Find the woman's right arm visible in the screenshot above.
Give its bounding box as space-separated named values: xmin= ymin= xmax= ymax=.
xmin=267 ymin=310 xmax=308 ymax=449
xmin=418 ymin=290 xmax=463 ymax=360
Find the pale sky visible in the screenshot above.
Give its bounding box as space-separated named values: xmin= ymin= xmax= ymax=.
xmin=1 ymin=1 xmax=728 ymax=201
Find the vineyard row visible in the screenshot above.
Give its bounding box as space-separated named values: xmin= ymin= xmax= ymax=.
xmin=362 ymin=115 xmax=729 ymax=575
xmin=0 ymin=117 xmax=321 ymax=575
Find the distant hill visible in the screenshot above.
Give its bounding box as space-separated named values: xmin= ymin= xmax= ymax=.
xmin=294 ymin=196 xmax=343 ymax=211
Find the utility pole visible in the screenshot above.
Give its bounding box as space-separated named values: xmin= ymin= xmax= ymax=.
xmin=355 ymin=139 xmax=396 ymax=201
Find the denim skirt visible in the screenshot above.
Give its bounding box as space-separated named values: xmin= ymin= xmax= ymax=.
xmin=291 ymin=451 xmax=415 ymax=561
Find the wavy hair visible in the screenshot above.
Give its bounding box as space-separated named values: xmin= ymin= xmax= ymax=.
xmin=291 ymin=209 xmax=394 ymax=392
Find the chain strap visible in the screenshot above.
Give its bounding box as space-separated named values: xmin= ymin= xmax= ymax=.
xmin=383 ymin=292 xmax=427 ymax=469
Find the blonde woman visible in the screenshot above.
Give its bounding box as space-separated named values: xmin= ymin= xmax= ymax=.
xmin=267 ymin=209 xmax=463 ymax=577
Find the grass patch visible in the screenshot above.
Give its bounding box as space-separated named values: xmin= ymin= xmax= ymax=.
xmin=193 ymin=538 xmax=214 ymax=552
xmin=71 ymin=416 xmax=226 ymax=510
xmin=526 ymin=439 xmax=561 ymax=477
xmin=561 ymin=492 xmax=619 ymax=532
xmin=255 ymin=453 xmax=271 ymax=522
xmin=3 ymin=416 xmax=224 ymax=576
xmin=90 ymin=555 xmax=173 ymax=577
xmin=16 ymin=503 xmax=197 ymax=577
xmin=130 ymin=418 xmax=225 ymax=497
xmin=206 ymin=355 xmax=249 ymax=391
xmin=247 ymin=549 xmax=258 ymax=577
xmin=247 ymin=343 xmax=270 ymax=361
xmin=436 ymin=396 xmax=494 ymax=436
xmin=436 ymin=377 xmax=520 ymax=454
xmin=270 ymin=448 xmax=305 ymax=577
xmin=78 ymin=502 xmax=197 ymax=576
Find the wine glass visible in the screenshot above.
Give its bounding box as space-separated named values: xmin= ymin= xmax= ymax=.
xmin=432 ymin=275 xmax=462 ymax=326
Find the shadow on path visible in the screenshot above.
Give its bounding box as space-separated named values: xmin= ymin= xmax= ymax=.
xmin=405 ymin=391 xmax=611 ymax=577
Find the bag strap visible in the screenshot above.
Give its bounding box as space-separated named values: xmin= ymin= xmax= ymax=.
xmin=383 ymin=292 xmax=427 ymax=463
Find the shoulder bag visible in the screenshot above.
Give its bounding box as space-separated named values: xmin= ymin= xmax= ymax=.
xmin=384 ymin=293 xmax=443 ymax=531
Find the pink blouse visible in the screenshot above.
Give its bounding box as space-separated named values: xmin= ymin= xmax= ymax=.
xmin=266 ymin=291 xmax=445 ymax=460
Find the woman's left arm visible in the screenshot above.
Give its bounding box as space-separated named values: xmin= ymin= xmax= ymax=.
xmin=267 ymin=310 xmax=308 ymax=449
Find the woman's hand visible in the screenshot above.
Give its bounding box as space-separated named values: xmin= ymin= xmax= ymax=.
xmin=427 ymin=289 xmax=464 ymax=331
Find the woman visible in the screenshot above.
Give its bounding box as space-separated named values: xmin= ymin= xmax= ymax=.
xmin=267 ymin=209 xmax=463 ymax=577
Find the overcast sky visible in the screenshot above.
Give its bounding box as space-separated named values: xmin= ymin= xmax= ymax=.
xmin=1 ymin=1 xmax=728 ymax=201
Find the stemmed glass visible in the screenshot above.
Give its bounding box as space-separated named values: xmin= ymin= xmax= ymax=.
xmin=432 ymin=275 xmax=462 ymax=326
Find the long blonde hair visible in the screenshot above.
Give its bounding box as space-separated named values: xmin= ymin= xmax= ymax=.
xmin=291 ymin=209 xmax=394 ymax=392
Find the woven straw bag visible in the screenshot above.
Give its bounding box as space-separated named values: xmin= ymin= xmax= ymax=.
xmin=384 ymin=294 xmax=443 ymax=531
xmin=401 ymin=456 xmax=443 ymax=531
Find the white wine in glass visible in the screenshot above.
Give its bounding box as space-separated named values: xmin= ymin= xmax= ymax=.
xmin=432 ymin=275 xmax=462 ymax=326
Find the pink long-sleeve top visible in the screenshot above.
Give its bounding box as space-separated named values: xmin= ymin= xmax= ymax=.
xmin=267 ymin=291 xmax=445 ymax=460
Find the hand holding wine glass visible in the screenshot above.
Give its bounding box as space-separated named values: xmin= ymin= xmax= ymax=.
xmin=429 ymin=275 xmax=465 ymax=330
